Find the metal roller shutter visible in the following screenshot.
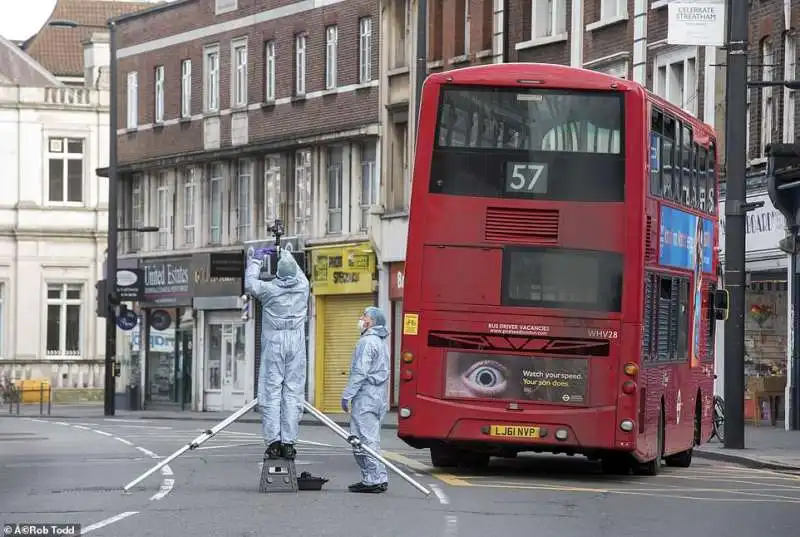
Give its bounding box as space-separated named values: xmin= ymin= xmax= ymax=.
xmin=321 ymin=295 xmax=373 ymax=412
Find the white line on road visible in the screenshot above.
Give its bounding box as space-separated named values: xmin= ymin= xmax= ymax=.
xmin=136 ymin=446 xmax=157 ymax=458
xmin=114 ymin=437 xmax=134 ymax=446
xmin=104 ymin=418 xmax=154 ymax=423
xmin=73 ymin=425 xmax=90 ymax=430
xmin=161 ymin=465 xmax=174 ymax=476
xmin=194 ymin=443 xmax=263 ymax=451
xmin=429 ymin=483 xmax=450 ymax=505
xmin=29 ymin=418 xmax=47 ymax=423
xmin=92 ymin=430 xmax=113 ymax=437
xmin=81 ymin=511 xmax=139 ymax=534
xmin=298 ymin=439 xmax=336 ymax=447
xmin=149 ymin=478 xmax=175 ymax=501
xmin=55 ymin=421 xmax=70 ymax=426
xmin=443 ymin=515 xmax=458 ymax=537
xmin=113 ymin=424 xmax=174 ymax=430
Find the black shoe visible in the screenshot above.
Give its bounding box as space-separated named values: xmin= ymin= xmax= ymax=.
xmin=348 ymin=482 xmax=386 ymax=493
xmin=266 ymin=441 xmax=281 ymax=460
xmin=280 ymin=443 xmax=296 ymax=459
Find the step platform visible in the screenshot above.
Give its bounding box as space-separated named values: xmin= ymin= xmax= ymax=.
xmin=259 ymin=459 xmax=298 ymax=493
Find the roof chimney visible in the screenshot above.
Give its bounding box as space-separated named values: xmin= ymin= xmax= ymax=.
xmin=83 ymin=31 xmax=110 ymax=89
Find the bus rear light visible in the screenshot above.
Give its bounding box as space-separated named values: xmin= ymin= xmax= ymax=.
xmin=555 ymin=429 xmax=568 ymax=441
xmin=399 ymin=408 xmax=411 ymax=418
xmin=623 ymin=363 xmax=639 ymax=377
xmin=620 ymin=420 xmax=635 ymax=432
xmin=622 ymin=381 xmax=636 ymax=395
xmin=401 ymin=369 xmax=414 ymax=381
xmin=402 ymin=351 xmax=414 ymax=363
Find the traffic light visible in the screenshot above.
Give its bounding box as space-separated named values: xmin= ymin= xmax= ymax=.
xmin=766 ymin=143 xmax=800 ymax=236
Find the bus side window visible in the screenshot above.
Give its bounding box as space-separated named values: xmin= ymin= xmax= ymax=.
xmin=707 ymin=145 xmax=717 ymax=215
xmin=656 ymin=276 xmax=672 ymax=361
xmin=672 ymin=121 xmax=683 ymax=204
xmin=680 ymin=124 xmax=692 ymax=206
xmin=690 ymin=143 xmax=699 ymax=208
xmin=697 ymin=146 xmax=708 ymax=212
xmin=677 ymin=277 xmax=689 ymax=361
xmin=650 ymin=109 xmax=663 ymax=197
xmin=662 ymin=117 xmax=675 ymax=199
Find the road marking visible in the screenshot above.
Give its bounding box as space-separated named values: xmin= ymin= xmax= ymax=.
xmin=429 ymin=483 xmax=449 ymax=504
xmin=73 ymin=425 xmax=90 ymax=430
xmin=55 ymin=422 xmax=70 ymax=426
xmin=161 ymin=465 xmax=174 ymax=476
xmin=115 ymin=437 xmax=134 ymax=446
xmin=136 ymin=446 xmax=157 ymax=458
xmin=104 ymin=418 xmax=154 ymax=423
xmin=149 ymin=478 xmax=175 ymax=501
xmin=82 ymin=511 xmax=139 ymax=534
xmin=29 ymin=418 xmax=47 ymax=423
xmin=194 ymin=443 xmax=263 ymax=451
xmin=444 ymin=515 xmax=458 ymax=537
xmin=93 ymin=430 xmax=113 ymax=437
xmin=113 ymin=424 xmax=174 ymax=430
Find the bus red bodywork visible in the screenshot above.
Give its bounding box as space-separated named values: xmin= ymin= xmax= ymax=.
xmin=397 ymin=63 xmax=728 ymax=474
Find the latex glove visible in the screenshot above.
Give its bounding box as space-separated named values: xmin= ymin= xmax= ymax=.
xmin=252 ymin=247 xmax=273 ymax=260
xmin=341 ymin=398 xmax=350 ymax=413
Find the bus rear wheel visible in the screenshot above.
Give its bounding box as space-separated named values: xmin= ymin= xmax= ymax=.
xmin=636 ymin=407 xmax=664 ymax=476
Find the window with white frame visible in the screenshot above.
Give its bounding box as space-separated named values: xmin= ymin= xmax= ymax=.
xmin=46 ymin=283 xmax=82 ymax=356
xmin=463 ymin=0 xmax=470 ymax=54
xmin=391 ymin=0 xmax=410 ymax=68
xmin=761 ymin=39 xmax=774 ymax=157
xmin=205 ymin=46 xmax=220 ymax=112
xmin=236 ymin=159 xmax=252 ymax=241
xmin=215 ymin=0 xmax=237 ymax=14
xmin=0 ymin=283 xmax=4 ymax=357
xmin=295 ymin=150 xmax=312 ymax=236
xmin=326 ymin=147 xmax=343 ymax=234
xmin=156 ymin=172 xmax=170 ymax=249
xmin=532 ymin=0 xmax=567 ymax=39
xmin=182 ymin=167 xmax=196 ymax=246
xmin=326 ymin=25 xmax=338 ymax=90
xmin=181 ymin=59 xmax=191 ymax=118
xmin=592 ymin=60 xmax=628 ymax=79
xmin=264 ymin=155 xmax=281 ymax=229
xmin=127 ymin=71 xmax=138 ymax=128
xmin=600 ymin=0 xmax=626 ymax=20
xmin=47 ymin=137 xmax=83 ymax=203
xmin=209 ymin=163 xmax=223 ymax=244
xmin=295 ymin=34 xmax=306 ymax=95
xmin=130 ymin=174 xmax=144 ymax=252
xmin=359 ymin=142 xmax=377 ymax=231
xmin=264 ymin=40 xmax=276 ymax=102
xmin=359 ymin=17 xmax=373 ymax=83
xmin=233 ymin=40 xmax=248 ymax=107
xmin=786 ymin=38 xmax=796 ymax=143
xmin=154 ymin=65 xmax=165 ymax=123
xmin=654 ymin=49 xmax=697 ymax=117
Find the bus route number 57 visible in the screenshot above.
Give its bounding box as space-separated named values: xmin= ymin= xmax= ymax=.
xmin=505 ymin=162 xmax=548 ymax=194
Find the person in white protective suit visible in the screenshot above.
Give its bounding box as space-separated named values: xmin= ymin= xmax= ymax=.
xmin=244 ymin=246 xmax=309 ymax=460
xmin=341 ymin=306 xmax=391 ymax=493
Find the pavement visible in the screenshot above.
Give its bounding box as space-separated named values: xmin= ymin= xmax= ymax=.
xmin=2 ymin=416 xmax=799 ymax=537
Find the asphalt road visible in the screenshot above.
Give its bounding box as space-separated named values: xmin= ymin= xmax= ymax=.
xmin=1 ymin=416 xmax=798 ymax=537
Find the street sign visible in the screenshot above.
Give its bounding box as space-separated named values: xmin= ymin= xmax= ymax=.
xmin=667 ymin=1 xmax=725 ymax=47
xmin=116 ymin=309 xmax=138 ymax=331
xmin=116 ymin=268 xmax=144 ymax=301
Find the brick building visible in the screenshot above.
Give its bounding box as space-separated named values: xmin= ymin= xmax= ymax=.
xmin=107 ymin=0 xmax=381 ymax=413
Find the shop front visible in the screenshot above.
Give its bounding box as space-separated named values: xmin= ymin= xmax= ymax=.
xmin=388 ymin=262 xmax=405 ymax=408
xmin=311 ymin=242 xmax=377 ymax=412
xmin=718 ymin=187 xmax=788 ymax=424
xmin=190 ymin=250 xmax=249 ymax=412
xmin=139 ymin=255 xmax=193 ymax=410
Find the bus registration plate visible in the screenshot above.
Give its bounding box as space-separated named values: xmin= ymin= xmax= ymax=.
xmin=489 ymin=425 xmax=540 ymax=438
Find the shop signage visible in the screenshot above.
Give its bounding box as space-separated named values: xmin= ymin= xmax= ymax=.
xmin=389 ymin=262 xmax=405 ymax=300
xmin=130 ymin=327 xmax=174 ymax=353
xmin=116 ymin=268 xmax=144 ymax=301
xmin=311 ymin=242 xmax=375 ymax=295
xmin=140 ymin=256 xmax=192 ymax=306
xmin=718 ymin=192 xmax=787 ymax=258
xmin=667 ymin=0 xmax=725 ymax=47
xmin=191 ymin=252 xmax=243 ymax=298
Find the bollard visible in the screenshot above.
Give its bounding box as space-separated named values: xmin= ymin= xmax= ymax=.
xmin=15 ymin=388 xmax=19 ymax=416
xmin=48 ymin=387 xmax=52 ymax=416
xmin=40 ymin=384 xmax=43 ymax=415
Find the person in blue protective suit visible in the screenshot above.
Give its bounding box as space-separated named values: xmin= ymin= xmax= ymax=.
xmin=244 ymin=246 xmax=309 ymax=461
xmin=341 ymin=306 xmax=391 ymax=493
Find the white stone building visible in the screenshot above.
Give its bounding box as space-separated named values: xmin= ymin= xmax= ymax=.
xmin=0 ymin=33 xmax=110 ymax=392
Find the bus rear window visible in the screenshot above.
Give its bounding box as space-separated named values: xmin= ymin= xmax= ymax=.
xmin=502 ymin=247 xmax=623 ymax=312
xmin=431 ymin=86 xmax=625 ymax=202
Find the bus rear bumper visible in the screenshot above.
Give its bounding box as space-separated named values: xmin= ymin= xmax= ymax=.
xmin=397 ymin=395 xmax=629 ymax=457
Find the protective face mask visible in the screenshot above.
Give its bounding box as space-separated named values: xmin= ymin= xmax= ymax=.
xmin=357 ymin=319 xmax=366 ymax=332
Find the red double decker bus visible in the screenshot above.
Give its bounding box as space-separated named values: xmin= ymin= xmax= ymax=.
xmin=396 ymin=63 xmax=729 ymax=475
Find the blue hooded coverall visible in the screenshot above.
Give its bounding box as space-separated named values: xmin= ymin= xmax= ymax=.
xmin=341 ymin=307 xmax=391 ymax=487
xmin=244 ymin=248 xmax=310 ymax=449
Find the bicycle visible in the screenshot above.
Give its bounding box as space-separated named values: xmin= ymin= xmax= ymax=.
xmin=711 ymin=394 xmax=725 ymax=443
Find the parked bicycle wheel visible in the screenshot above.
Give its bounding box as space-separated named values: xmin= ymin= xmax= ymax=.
xmin=712 ymin=395 xmax=725 ymax=443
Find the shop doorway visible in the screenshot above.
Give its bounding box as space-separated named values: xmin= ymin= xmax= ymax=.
xmin=204 ymin=321 xmax=247 ymax=411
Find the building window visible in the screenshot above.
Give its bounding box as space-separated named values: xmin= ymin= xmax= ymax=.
xmin=183 ymin=168 xmax=196 ymax=246
xmin=156 ymin=172 xmax=170 ymax=249
xmin=326 ymin=147 xmax=343 ymax=234
xmin=264 ymin=40 xmax=276 ymax=102
xmin=786 ymin=38 xmax=796 ymax=143
xmin=655 ymin=49 xmax=697 ymax=117
xmin=233 ymin=40 xmax=248 ymax=107
xmin=209 ymin=163 xmax=223 ymax=244
xmin=236 ymin=159 xmax=252 ymax=241
xmin=47 ymin=137 xmax=83 ymax=203
xmin=126 ymin=71 xmax=138 ymax=128
xmin=591 ymin=60 xmax=628 ymax=79
xmin=46 ymin=283 xmax=82 ymax=357
xmin=761 ymin=39 xmax=774 ymax=157
xmin=359 ymin=142 xmax=377 ymax=231
xmin=325 ymin=25 xmax=338 ymax=90
xmin=391 ymin=0 xmax=410 ymax=68
xmin=388 ymin=119 xmax=409 ymax=212
xmin=130 ymin=174 xmax=144 ymax=252
xmin=154 ymin=65 xmax=165 ymax=123
xmin=359 ymin=17 xmax=373 ymax=83
xmin=601 ymin=0 xmax=626 ymax=19
xmin=295 ymin=34 xmax=306 ymax=95
xmin=205 ymin=46 xmax=220 ymax=112
xmin=181 ymin=59 xmax=191 ymax=118
xmin=532 ymin=0 xmax=567 ymax=39
xmin=215 ymin=0 xmax=237 ymax=14
xmin=463 ymin=0 xmax=470 ymax=54
xmin=0 ymin=283 xmax=5 ymax=357
xmin=264 ymin=155 xmax=281 ymax=229
xmin=295 ymin=150 xmax=312 ymax=236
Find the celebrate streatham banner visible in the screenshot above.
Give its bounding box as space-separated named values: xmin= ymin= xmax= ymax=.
xmin=667 ymin=1 xmax=725 ymax=47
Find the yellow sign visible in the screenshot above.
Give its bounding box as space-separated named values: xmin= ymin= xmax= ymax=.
xmin=311 ymin=242 xmax=375 ymax=295
xmin=403 ymin=313 xmax=419 ymax=335
xmin=488 ymin=425 xmax=541 ymax=439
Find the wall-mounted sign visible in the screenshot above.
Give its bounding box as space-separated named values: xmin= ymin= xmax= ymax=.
xmin=191 ymin=252 xmax=243 ymax=298
xmin=389 ymin=262 xmax=405 ymax=300
xmin=116 ymin=268 xmax=144 ymax=301
xmin=150 ymin=309 xmax=172 ymax=331
xmin=311 ymin=242 xmax=375 ymax=295
xmin=116 ymin=309 xmax=138 ymax=331
xmin=140 ymin=256 xmax=192 ymax=306
xmin=718 ymin=192 xmax=787 ymax=259
xmin=667 ymin=0 xmax=725 ymax=47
